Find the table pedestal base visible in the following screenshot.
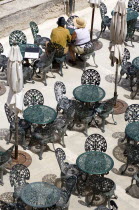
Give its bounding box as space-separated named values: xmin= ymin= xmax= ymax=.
xmin=6 ymin=150 xmax=32 ymax=169
xmin=114 ymin=99 xmax=128 ymax=115
xmin=92 ymin=39 xmax=103 ymax=51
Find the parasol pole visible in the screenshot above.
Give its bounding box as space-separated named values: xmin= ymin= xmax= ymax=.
xmin=90 ymin=3 xmax=95 ymax=41
xmin=15 ymin=105 xmax=19 ymax=159
xmin=114 ymin=59 xmax=119 ymax=99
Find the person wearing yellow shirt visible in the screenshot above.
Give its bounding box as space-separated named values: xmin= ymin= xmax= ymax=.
xmin=50 ymin=17 xmax=71 ymax=54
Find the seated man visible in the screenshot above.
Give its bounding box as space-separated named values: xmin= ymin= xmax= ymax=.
xmin=69 ymin=17 xmax=91 ymax=66
xmin=50 ymin=17 xmax=71 ymax=54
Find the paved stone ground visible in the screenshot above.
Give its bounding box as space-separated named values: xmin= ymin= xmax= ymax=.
xmin=0 ymin=0 xmax=139 ymax=209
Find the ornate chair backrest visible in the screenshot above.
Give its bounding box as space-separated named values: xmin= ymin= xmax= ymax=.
xmin=100 ymin=3 xmax=107 ymax=20
xmin=10 ymin=164 xmax=30 ymax=188
xmin=121 ymin=48 xmax=130 ymax=66
xmin=23 ymin=89 xmax=44 ymax=107
xmin=55 ymin=148 xmax=66 ymax=171
xmin=30 ymin=21 xmax=39 ymax=39
xmin=85 ymin=134 xmax=107 ymax=152
xmin=9 ymin=30 xmax=27 ymax=46
xmin=124 ymin=104 xmax=139 ymax=123
xmin=4 ymin=103 xmax=15 ymax=123
xmin=83 ymin=41 xmax=94 ymax=54
xmin=66 ymin=15 xmax=79 ymax=28
xmin=81 ymin=69 xmax=101 ymax=86
xmin=54 ymin=81 xmax=66 ymax=102
xmin=65 ymin=175 xmax=77 ymax=196
xmin=0 ymin=43 xmax=4 ymax=54
xmin=0 ymin=145 xmax=14 ymax=166
xmin=47 ymin=42 xmax=64 ymax=57
xmin=128 ymin=0 xmax=139 ymax=13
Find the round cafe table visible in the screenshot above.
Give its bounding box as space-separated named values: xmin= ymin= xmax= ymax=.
xmin=21 ymin=182 xmax=61 ymax=208
xmin=76 ymin=151 xmax=114 ymax=175
xmin=23 ymin=105 xmax=57 ymax=124
xmin=73 ymin=85 xmax=105 ymax=103
xmin=125 ymin=122 xmax=139 ymax=143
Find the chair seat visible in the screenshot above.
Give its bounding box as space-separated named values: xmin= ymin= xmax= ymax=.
xmin=103 ymin=16 xmax=111 ymax=26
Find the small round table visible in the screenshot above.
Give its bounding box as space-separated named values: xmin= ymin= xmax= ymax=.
xmin=125 ymin=122 xmax=139 ymax=143
xmin=21 ymin=182 xmax=61 ymax=208
xmin=76 ymin=151 xmax=114 ymax=175
xmin=23 ymin=105 xmax=57 ymax=124
xmin=132 ymin=57 xmax=139 ymax=70
xmin=73 ymin=85 xmax=105 ymax=103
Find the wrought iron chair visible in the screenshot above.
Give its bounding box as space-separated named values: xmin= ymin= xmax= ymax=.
xmin=85 ymin=134 xmax=107 ymax=152
xmin=54 ymin=81 xmax=72 ymax=113
xmin=0 ymin=43 xmax=8 ymax=73
xmin=126 ymin=172 xmax=139 ymax=193
xmin=23 ymin=89 xmax=44 ymax=107
xmin=126 ymin=19 xmax=137 ymax=47
xmin=9 ymin=30 xmax=27 ymax=46
xmin=95 ymin=96 xmax=117 ymax=132
xmin=4 ymin=103 xmax=31 ymax=149
xmin=97 ymin=2 xmax=111 ymax=39
xmin=30 ymin=21 xmax=50 ymax=49
xmin=29 ymin=124 xmax=56 ymax=160
xmin=81 ymin=69 xmax=101 ymax=86
xmin=122 ymin=104 xmax=139 ymax=143
xmin=80 ymin=42 xmax=98 ymax=71
xmin=90 ymin=177 xmax=117 ymax=209
xmin=72 ymin=101 xmax=97 ymax=136
xmin=121 ymin=144 xmax=139 ymax=175
xmin=0 ymin=200 xmax=26 ymax=210
xmin=10 ymin=164 xmax=30 ymax=201
xmin=66 ymin=15 xmax=79 ymax=30
xmin=33 ymin=51 xmax=55 ymax=86
xmin=55 ymin=148 xmax=80 ymax=179
xmin=0 ymin=145 xmax=14 ymax=185
xmin=118 ymin=48 xmax=137 ymax=91
xmin=47 ymin=42 xmax=68 ymax=76
xmin=55 ymin=175 xmax=77 ymax=209
xmin=54 ymin=105 xmax=75 ymax=148
xmin=130 ymin=70 xmax=139 ymax=99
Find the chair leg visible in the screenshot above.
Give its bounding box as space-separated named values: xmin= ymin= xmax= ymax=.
xmin=101 ymin=118 xmax=105 ymax=133
xmin=92 ymin=52 xmax=98 ymax=67
xmin=39 ymin=144 xmax=43 ymax=160
xmin=121 ymin=162 xmax=129 ymax=175
xmin=59 ymin=63 xmax=63 ymax=76
xmin=7 ymin=130 xmax=12 ymax=144
xmin=126 ymin=177 xmax=134 ymax=193
xmin=112 ymin=112 xmax=117 ymax=125
xmin=83 ymin=60 xmax=86 ymax=71
xmin=0 ymin=167 xmax=4 ymax=186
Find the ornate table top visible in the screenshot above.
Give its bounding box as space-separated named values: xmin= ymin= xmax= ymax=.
xmin=132 ymin=57 xmax=139 ymax=70
xmin=76 ymin=151 xmax=114 ymax=175
xmin=127 ymin=8 xmax=138 ymax=21
xmin=19 ymin=43 xmax=42 ymax=58
xmin=112 ymin=8 xmax=138 ymax=21
xmin=125 ymin=122 xmax=139 ymax=142
xmin=73 ymin=85 xmax=105 ymax=103
xmin=23 ymin=105 xmax=57 ymax=124
xmin=21 ymin=182 xmax=60 ymax=208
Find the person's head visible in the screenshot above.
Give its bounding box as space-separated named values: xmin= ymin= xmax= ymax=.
xmin=73 ymin=17 xmax=86 ymax=29
xmin=57 ymin=17 xmax=66 ymax=27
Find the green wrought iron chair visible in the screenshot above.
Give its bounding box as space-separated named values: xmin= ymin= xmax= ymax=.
xmin=9 ymin=30 xmax=27 ymax=46
xmin=47 ymin=42 xmax=68 ymax=76
xmin=97 ymin=2 xmax=111 ymax=39
xmin=0 ymin=145 xmax=14 ymax=185
xmin=33 ymin=51 xmax=55 ymax=86
xmin=0 ymin=200 xmax=26 ymax=210
xmin=80 ymin=42 xmax=98 ymax=71
xmin=95 ymin=96 xmax=117 ymax=132
xmin=10 ymin=164 xmax=30 ymax=201
xmin=29 ymin=21 xmax=50 ymax=49
xmin=4 ymin=103 xmax=31 ymax=149
xmin=0 ymin=43 xmax=8 ymax=73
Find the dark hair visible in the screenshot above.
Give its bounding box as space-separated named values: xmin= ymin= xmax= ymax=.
xmin=57 ymin=17 xmax=66 ymax=26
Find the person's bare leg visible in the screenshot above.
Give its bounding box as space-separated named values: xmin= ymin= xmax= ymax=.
xmin=69 ymin=45 xmax=76 ymax=61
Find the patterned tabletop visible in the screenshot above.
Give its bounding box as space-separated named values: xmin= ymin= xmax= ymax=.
xmin=76 ymin=151 xmax=114 ymax=175
xmin=21 ymin=182 xmax=60 ymax=208
xmin=132 ymin=57 xmax=139 ymax=70
xmin=73 ymin=85 xmax=105 ymax=103
xmin=23 ymin=105 xmax=57 ymax=124
xmin=125 ymin=122 xmax=139 ymax=142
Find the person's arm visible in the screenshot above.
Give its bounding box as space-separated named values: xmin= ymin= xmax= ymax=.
xmin=67 ymin=30 xmax=72 ymax=43
xmin=71 ymin=31 xmax=77 ymax=41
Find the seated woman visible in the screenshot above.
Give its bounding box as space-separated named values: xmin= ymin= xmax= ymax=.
xmin=69 ymin=17 xmax=90 ymax=66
